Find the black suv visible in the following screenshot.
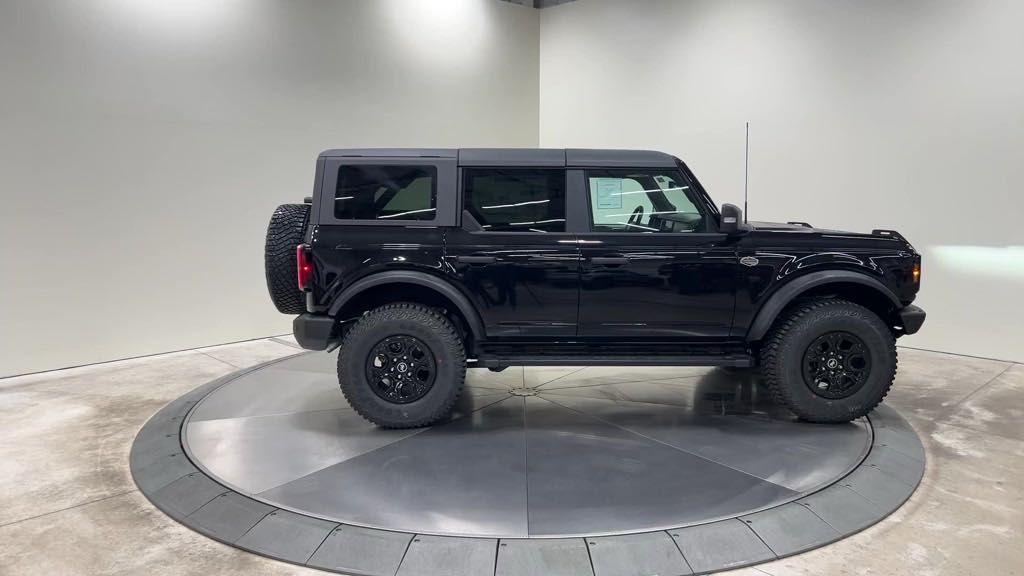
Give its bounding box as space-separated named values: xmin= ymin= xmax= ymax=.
xmin=265 ymin=148 xmax=925 ymax=428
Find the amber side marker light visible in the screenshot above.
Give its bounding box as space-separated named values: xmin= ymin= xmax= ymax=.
xmin=296 ymin=244 xmax=313 ymax=291
xmin=912 ymin=262 xmax=921 ymax=283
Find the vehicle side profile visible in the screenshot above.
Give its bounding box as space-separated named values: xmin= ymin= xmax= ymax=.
xmin=265 ymin=148 xmax=925 ymax=428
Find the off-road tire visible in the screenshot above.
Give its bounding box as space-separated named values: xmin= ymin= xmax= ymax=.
xmin=338 ymin=303 xmax=466 ymax=428
xmin=264 ymin=203 xmax=310 ymax=314
xmin=760 ymin=298 xmax=897 ymax=423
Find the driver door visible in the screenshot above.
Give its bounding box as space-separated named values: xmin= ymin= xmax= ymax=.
xmin=575 ymin=168 xmax=736 ymax=338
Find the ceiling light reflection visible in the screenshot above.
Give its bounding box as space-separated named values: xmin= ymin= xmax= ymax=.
xmin=381 ymin=0 xmax=491 ymax=68
xmin=99 ymin=0 xmax=233 ymax=36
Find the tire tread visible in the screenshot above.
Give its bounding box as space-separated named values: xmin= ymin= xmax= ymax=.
xmin=760 ymin=298 xmax=897 ymax=423
xmin=338 ymin=303 xmax=466 ymax=428
xmin=264 ymin=204 xmax=310 ymax=315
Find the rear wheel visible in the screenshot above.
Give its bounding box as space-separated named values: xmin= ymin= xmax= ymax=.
xmin=338 ymin=303 xmax=466 ymax=428
xmin=760 ymin=298 xmax=896 ymax=423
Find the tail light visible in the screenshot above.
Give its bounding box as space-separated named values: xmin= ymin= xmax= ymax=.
xmin=296 ymin=244 xmax=312 ymax=291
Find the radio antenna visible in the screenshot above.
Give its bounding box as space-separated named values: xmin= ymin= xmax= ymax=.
xmin=743 ymin=121 xmax=750 ymax=223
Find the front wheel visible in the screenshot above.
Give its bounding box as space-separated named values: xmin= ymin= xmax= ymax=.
xmin=338 ymin=303 xmax=466 ymax=428
xmin=760 ymin=299 xmax=896 ymax=423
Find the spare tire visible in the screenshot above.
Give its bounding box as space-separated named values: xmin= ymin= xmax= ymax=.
xmin=264 ymin=203 xmax=310 ymax=314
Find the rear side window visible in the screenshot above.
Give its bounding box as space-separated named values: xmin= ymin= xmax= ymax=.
xmin=335 ymin=165 xmax=437 ymax=221
xmin=463 ymin=169 xmax=566 ymax=232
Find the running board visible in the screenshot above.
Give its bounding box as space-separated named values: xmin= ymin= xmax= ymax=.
xmin=469 ymin=354 xmax=754 ymax=368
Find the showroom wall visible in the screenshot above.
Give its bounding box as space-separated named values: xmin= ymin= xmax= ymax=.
xmin=3 ymin=0 xmax=1020 ymax=376
xmin=540 ymin=0 xmax=1024 ymax=362
xmin=0 ymin=0 xmax=539 ymax=377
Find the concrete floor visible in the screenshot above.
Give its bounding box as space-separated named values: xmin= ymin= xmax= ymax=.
xmin=0 ymin=339 xmax=1021 ymax=576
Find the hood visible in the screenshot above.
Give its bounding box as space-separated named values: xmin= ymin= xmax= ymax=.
xmin=748 ymin=221 xmax=913 ymax=248
xmin=748 ymin=220 xmax=817 ymax=231
xmin=749 ymin=220 xmax=870 ymax=236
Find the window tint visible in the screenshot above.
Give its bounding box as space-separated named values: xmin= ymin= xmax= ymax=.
xmin=335 ymin=165 xmax=437 ymax=221
xmin=586 ymin=169 xmax=705 ymax=233
xmin=464 ymin=169 xmax=567 ymax=232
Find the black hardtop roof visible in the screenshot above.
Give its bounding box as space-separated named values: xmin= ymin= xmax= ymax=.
xmin=317 ymin=148 xmax=679 ymax=168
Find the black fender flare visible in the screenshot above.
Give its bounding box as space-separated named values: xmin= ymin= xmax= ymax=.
xmin=745 ymin=270 xmax=901 ymax=342
xmin=327 ymin=270 xmax=486 ymax=340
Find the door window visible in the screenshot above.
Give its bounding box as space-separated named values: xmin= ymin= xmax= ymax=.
xmin=335 ymin=165 xmax=437 ymax=221
xmin=463 ymin=169 xmax=567 ymax=232
xmin=586 ymin=169 xmax=706 ymax=233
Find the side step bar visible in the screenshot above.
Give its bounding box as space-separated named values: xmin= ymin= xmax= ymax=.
xmin=469 ymin=354 xmax=754 ymax=369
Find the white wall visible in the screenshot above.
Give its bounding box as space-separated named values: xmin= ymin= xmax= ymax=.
xmin=540 ymin=0 xmax=1024 ymax=362
xmin=0 ymin=0 xmax=539 ymax=377
xmin=4 ymin=0 xmax=1020 ymax=375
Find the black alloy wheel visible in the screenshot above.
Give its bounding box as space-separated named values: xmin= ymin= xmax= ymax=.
xmin=760 ymin=298 xmax=897 ymax=423
xmin=366 ymin=335 xmax=436 ymax=404
xmin=338 ymin=303 xmax=466 ymax=428
xmin=801 ymin=331 xmax=872 ymax=399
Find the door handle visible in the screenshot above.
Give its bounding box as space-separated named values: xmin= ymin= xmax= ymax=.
xmin=456 ymin=255 xmax=497 ymax=264
xmin=590 ymin=256 xmax=629 ymax=266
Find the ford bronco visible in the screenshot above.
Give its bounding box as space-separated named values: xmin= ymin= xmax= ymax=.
xmin=265 ymin=148 xmax=925 ymax=428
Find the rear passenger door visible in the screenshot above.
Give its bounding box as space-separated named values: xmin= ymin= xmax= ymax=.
xmin=445 ymin=166 xmax=580 ymax=337
xmin=573 ymin=168 xmax=736 ymax=338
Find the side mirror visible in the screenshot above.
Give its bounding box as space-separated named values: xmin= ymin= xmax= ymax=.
xmin=720 ymin=203 xmax=747 ymax=235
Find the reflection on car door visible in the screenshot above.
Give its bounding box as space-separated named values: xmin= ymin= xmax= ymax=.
xmin=578 ymin=234 xmax=735 ymax=337
xmin=446 ymin=229 xmax=580 ymax=337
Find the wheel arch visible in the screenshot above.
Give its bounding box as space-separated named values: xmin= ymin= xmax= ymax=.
xmin=328 ymin=271 xmax=485 ymax=344
xmin=746 ymin=270 xmax=902 ymax=342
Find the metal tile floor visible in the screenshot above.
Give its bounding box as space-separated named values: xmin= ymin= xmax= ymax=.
xmin=182 ymin=353 xmax=873 ymax=538
xmin=4 ymin=338 xmax=1019 ymax=575
xmin=127 ymin=350 xmax=924 ymax=575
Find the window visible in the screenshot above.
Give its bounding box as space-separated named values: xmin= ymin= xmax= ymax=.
xmin=586 ymin=169 xmax=705 ymax=233
xmin=335 ymin=165 xmax=437 ymax=221
xmin=464 ymin=169 xmax=567 ymax=232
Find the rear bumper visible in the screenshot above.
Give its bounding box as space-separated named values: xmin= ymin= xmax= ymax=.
xmin=898 ymin=304 xmax=926 ymax=335
xmin=292 ymin=314 xmax=337 ymax=351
